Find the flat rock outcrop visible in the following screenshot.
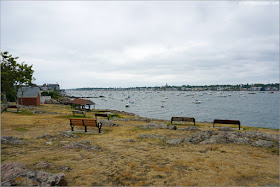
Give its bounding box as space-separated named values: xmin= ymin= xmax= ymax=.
xmin=1 ymin=136 xmax=24 ymax=145
xmin=34 ymin=161 xmax=54 ymax=169
xmin=177 ymin=126 xmax=200 ymax=131
xmin=37 ymin=131 xmax=78 ymax=140
xmin=138 ymin=134 xmax=166 ymax=139
xmin=97 ymin=119 xmax=119 ymax=127
xmin=1 ymin=162 xmax=67 ymax=186
xmin=166 ymin=139 xmax=183 ymax=145
xmin=165 ymin=131 xmax=279 ymax=148
xmin=139 ymin=122 xmax=177 ymax=130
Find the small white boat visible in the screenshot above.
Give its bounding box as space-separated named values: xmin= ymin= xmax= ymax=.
xmin=193 ymin=100 xmax=201 ymax=104
xmin=125 ymin=103 xmax=129 ymax=107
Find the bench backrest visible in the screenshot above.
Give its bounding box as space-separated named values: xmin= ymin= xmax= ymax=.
xmin=83 ymin=119 xmax=97 ymax=126
xmin=171 ymin=117 xmax=195 ymax=122
xmin=213 ymin=119 xmax=240 ymax=125
xmin=95 ymin=113 xmax=108 ymax=118
xmin=70 ymin=118 xmax=84 ymax=126
xmin=70 ymin=118 xmax=97 ymax=126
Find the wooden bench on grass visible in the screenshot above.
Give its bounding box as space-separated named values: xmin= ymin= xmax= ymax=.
xmin=95 ymin=113 xmax=110 ymax=120
xmin=213 ymin=119 xmax=241 ymax=130
xmin=72 ymin=110 xmax=86 ymax=117
xmin=70 ymin=118 xmax=102 ymax=133
xmin=171 ymin=117 xmax=196 ymax=126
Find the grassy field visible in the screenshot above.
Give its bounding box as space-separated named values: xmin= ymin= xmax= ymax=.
xmin=1 ymin=104 xmax=279 ymax=186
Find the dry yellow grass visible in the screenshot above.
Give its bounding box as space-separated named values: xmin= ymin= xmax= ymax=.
xmin=1 ymin=104 xmax=279 ymax=186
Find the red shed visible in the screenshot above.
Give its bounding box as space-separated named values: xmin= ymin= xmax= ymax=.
xmin=17 ymin=87 xmax=41 ymax=106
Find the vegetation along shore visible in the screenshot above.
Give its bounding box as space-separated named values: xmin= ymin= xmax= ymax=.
xmin=1 ymin=103 xmax=279 ymax=186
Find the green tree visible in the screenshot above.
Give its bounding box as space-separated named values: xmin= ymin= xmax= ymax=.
xmin=1 ymin=51 xmax=35 ymax=112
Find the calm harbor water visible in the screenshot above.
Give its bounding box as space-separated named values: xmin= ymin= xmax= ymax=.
xmin=66 ymin=90 xmax=279 ymax=129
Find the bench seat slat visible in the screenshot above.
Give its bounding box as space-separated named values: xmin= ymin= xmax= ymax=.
xmin=213 ymin=119 xmax=240 ymax=125
xmin=213 ymin=119 xmax=241 ymax=130
xmin=70 ymin=118 xmax=101 ymax=133
xmin=171 ymin=117 xmax=195 ymax=125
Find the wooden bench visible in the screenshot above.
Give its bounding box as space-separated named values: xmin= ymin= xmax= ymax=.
xmin=95 ymin=113 xmax=110 ymax=120
xmin=213 ymin=119 xmax=241 ymax=130
xmin=72 ymin=110 xmax=86 ymax=117
xmin=171 ymin=117 xmax=195 ymax=126
xmin=70 ymin=118 xmax=102 ymax=133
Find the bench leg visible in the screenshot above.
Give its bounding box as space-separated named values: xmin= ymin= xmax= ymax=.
xmin=98 ymin=122 xmax=102 ymax=133
xmin=85 ymin=126 xmax=87 ymax=132
xmin=71 ymin=125 xmax=74 ymax=131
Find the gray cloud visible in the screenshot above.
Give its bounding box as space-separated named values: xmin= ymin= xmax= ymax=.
xmin=1 ymin=1 xmax=279 ymax=88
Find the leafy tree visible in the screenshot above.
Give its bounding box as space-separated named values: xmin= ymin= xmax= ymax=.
xmin=1 ymin=51 xmax=35 ymax=112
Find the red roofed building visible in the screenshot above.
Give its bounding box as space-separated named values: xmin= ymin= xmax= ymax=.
xmin=17 ymin=87 xmax=41 ymax=106
xmin=70 ymin=98 xmax=95 ymax=110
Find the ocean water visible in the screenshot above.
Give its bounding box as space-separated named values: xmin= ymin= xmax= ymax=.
xmin=66 ymin=90 xmax=279 ymax=129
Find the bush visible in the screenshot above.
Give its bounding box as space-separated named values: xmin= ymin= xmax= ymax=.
xmin=41 ymin=90 xmax=61 ymax=99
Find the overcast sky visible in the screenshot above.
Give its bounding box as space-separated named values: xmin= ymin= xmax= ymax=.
xmin=1 ymin=1 xmax=279 ymax=89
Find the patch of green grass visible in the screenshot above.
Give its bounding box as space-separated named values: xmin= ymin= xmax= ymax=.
xmin=110 ymin=114 xmax=123 ymax=119
xmin=13 ymin=127 xmax=29 ymax=132
xmin=1 ymin=155 xmax=8 ymax=163
xmin=6 ymin=109 xmax=34 ymax=115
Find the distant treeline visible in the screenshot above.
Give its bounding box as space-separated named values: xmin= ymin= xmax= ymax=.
xmin=70 ymin=83 xmax=279 ymax=91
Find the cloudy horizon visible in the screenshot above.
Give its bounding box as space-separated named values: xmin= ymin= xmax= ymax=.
xmin=1 ymin=1 xmax=279 ymax=89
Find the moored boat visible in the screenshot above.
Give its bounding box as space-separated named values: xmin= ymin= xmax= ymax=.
xmin=193 ymin=100 xmax=201 ymax=104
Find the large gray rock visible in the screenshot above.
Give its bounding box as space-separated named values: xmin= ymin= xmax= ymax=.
xmin=251 ymin=139 xmax=274 ymax=148
xmin=182 ymin=130 xmax=276 ymax=148
xmin=1 ymin=162 xmax=67 ymax=186
xmin=98 ymin=119 xmax=119 ymax=127
xmin=44 ymin=99 xmax=59 ymax=104
xmin=57 ymin=131 xmax=78 ymax=138
xmin=243 ymin=131 xmax=279 ymax=142
xmin=34 ymin=161 xmax=54 ymax=169
xmin=138 ymin=134 xmax=166 ymax=139
xmin=37 ymin=131 xmax=78 ymax=140
xmin=178 ymin=126 xmax=200 ymax=131
xmin=58 ymin=97 xmax=71 ymax=105
xmin=140 ymin=122 xmax=176 ymax=130
xmin=166 ymin=139 xmax=183 ymax=145
xmin=184 ymin=131 xmax=217 ymax=144
xmin=200 ymin=132 xmax=251 ymax=145
xmin=219 ymin=127 xmax=234 ymax=131
xmin=1 ymin=136 xmax=24 ymax=145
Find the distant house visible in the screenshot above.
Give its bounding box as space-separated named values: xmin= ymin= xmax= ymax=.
xmin=248 ymin=87 xmax=262 ymax=91
xmin=48 ymin=84 xmax=60 ymax=91
xmin=39 ymin=83 xmax=60 ymax=92
xmin=17 ymin=87 xmax=41 ymax=106
xmin=70 ymin=98 xmax=95 ymax=110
